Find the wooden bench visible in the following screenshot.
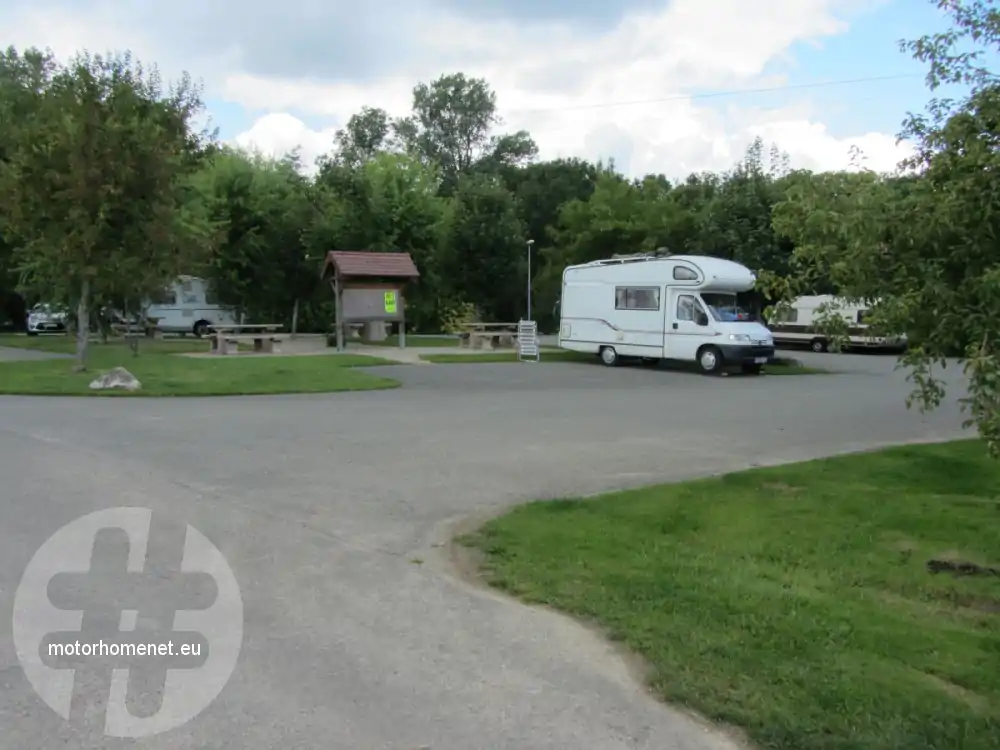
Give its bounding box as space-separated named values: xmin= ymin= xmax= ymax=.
xmin=458 ymin=323 xmax=519 ymax=350
xmin=110 ymin=321 xmax=161 ymax=339
xmin=110 ymin=321 xmax=162 ymax=353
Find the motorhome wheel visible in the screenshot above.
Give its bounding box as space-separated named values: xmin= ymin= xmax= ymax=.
xmin=600 ymin=346 xmax=619 ymax=366
xmin=810 ymin=338 xmax=827 ymax=353
xmin=697 ymin=345 xmax=723 ymax=374
xmin=193 ymin=320 xmax=210 ymax=337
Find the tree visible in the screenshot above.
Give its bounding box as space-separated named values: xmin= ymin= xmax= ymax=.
xmin=0 ymin=49 xmax=212 ymax=369
xmin=439 ymin=172 xmax=526 ymax=321
xmin=0 ymin=47 xmax=57 ymax=329
xmin=770 ymin=0 xmax=1000 ymax=456
xmin=326 ymin=106 xmax=396 ymax=169
xmin=394 ymin=73 xmax=538 ymax=192
xmin=500 ymin=158 xmax=600 ymax=329
xmin=197 ymin=148 xmax=317 ymax=327
xmin=700 ymin=138 xmax=793 ymax=271
xmin=351 ymin=153 xmax=449 ymax=330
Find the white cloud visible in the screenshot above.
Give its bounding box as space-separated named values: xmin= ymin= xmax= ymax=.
xmin=231 ymin=114 xmax=338 ymax=167
xmin=2 ymin=0 xmax=914 ymax=179
xmin=223 ymin=0 xmax=913 ymax=177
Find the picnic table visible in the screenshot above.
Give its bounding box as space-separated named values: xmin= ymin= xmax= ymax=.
xmin=208 ymin=323 xmax=284 ymax=355
xmin=110 ymin=317 xmax=162 ymax=339
xmin=457 ymin=322 xmax=519 ymax=350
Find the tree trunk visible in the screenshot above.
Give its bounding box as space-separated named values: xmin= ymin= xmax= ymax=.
xmin=291 ymin=298 xmax=299 ymax=339
xmin=74 ymin=279 xmax=90 ymax=372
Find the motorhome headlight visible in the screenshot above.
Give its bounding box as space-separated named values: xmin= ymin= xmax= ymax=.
xmin=728 ymin=333 xmax=751 ymax=343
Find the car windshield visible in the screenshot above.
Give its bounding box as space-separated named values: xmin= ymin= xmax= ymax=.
xmin=701 ymin=293 xmax=751 ymax=322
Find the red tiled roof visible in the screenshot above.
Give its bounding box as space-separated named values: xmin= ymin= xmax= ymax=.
xmin=324 ymin=251 xmax=420 ymax=278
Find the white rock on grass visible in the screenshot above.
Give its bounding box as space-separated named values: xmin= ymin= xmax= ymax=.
xmin=89 ymin=367 xmax=141 ymax=391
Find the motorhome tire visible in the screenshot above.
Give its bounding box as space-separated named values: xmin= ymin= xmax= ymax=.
xmin=600 ymin=346 xmax=619 ymax=366
xmin=810 ymin=338 xmax=827 ymax=353
xmin=193 ymin=320 xmax=210 ymax=337
xmin=697 ymin=345 xmax=723 ymax=374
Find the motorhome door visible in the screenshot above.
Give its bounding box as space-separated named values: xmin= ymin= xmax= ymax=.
xmin=666 ymin=289 xmax=711 ymax=361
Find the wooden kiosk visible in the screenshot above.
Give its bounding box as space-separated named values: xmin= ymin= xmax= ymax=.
xmin=322 ymin=251 xmax=420 ymax=351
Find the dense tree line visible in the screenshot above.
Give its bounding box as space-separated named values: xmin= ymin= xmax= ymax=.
xmin=0 ymin=0 xmax=997 ymax=453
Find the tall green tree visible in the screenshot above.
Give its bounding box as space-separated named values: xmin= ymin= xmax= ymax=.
xmin=439 ymin=172 xmax=526 ymax=321
xmin=324 ymin=106 xmax=397 ymax=169
xmin=394 ymin=73 xmax=537 ymax=192
xmin=771 ymin=0 xmax=1000 ymax=455
xmin=701 ymin=138 xmax=793 ymax=272
xmin=197 ymin=148 xmax=317 ymax=326
xmin=0 ymin=47 xmax=57 ymax=327
xmin=0 ymin=49 xmax=211 ymax=369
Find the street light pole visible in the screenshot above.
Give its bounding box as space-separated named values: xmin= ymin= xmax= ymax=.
xmin=526 ymin=239 xmax=534 ymax=321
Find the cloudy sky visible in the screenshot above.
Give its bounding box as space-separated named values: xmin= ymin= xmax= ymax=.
xmin=3 ymin=0 xmax=956 ymax=179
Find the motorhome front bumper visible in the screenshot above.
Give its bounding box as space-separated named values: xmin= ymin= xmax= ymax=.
xmin=718 ymin=343 xmax=775 ymax=363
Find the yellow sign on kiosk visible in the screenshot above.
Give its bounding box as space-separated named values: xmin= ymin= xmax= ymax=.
xmin=384 ymin=291 xmax=397 ymax=314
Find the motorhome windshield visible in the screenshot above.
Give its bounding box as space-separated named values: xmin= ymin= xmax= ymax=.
xmin=701 ymin=293 xmax=751 ymax=322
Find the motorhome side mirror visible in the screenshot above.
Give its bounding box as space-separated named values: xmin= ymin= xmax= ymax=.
xmin=695 ymin=311 xmax=708 ymax=326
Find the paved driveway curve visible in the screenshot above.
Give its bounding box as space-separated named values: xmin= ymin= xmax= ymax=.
xmin=0 ymin=356 xmax=971 ymax=749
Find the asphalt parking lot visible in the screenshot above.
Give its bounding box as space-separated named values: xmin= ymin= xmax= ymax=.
xmin=0 ymin=352 xmax=971 ymax=749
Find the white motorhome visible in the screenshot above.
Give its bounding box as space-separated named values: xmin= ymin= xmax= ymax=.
xmin=767 ymin=295 xmax=907 ymax=352
xmin=142 ymin=276 xmax=237 ymax=336
xmin=557 ymin=254 xmax=775 ymax=374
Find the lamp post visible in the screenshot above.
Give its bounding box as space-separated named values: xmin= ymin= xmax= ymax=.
xmin=526 ymin=239 xmax=534 ymax=321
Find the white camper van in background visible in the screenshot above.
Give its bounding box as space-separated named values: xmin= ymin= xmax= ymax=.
xmin=767 ymin=295 xmax=908 ymax=352
xmin=557 ymin=254 xmax=775 ymax=374
xmin=143 ymin=276 xmax=237 ymax=336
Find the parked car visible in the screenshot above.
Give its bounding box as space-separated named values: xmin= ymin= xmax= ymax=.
xmin=25 ymin=304 xmax=68 ymax=335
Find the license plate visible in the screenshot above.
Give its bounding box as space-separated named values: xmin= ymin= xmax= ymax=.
xmin=754 ymin=357 xmax=767 ymax=364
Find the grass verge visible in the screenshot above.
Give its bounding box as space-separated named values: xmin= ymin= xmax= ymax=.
xmin=421 ymin=350 xmax=824 ymax=374
xmin=462 ymin=440 xmax=1000 ymax=750
xmin=0 ymin=336 xmax=399 ymax=396
xmin=420 ymin=349 xmax=592 ymax=364
xmin=358 ymin=334 xmax=459 ymax=347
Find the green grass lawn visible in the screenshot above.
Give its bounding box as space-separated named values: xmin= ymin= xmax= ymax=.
xmin=419 ymin=349 xmax=593 ymax=363
xmin=421 ymin=350 xmax=823 ymax=374
xmin=463 ymin=440 xmax=1000 ymax=750
xmin=359 ymin=334 xmax=459 ymax=347
xmin=0 ymin=335 xmax=399 ymax=396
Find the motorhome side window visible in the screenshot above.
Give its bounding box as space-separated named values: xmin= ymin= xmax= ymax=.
xmin=148 ymin=287 xmax=176 ymax=305
xmin=614 ymin=286 xmax=660 ymax=310
xmin=179 ymin=280 xmax=199 ymax=305
xmin=676 ymin=294 xmax=701 ymax=321
xmin=772 ymin=307 xmax=798 ymax=323
xmin=673 ymin=266 xmax=697 ymax=280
